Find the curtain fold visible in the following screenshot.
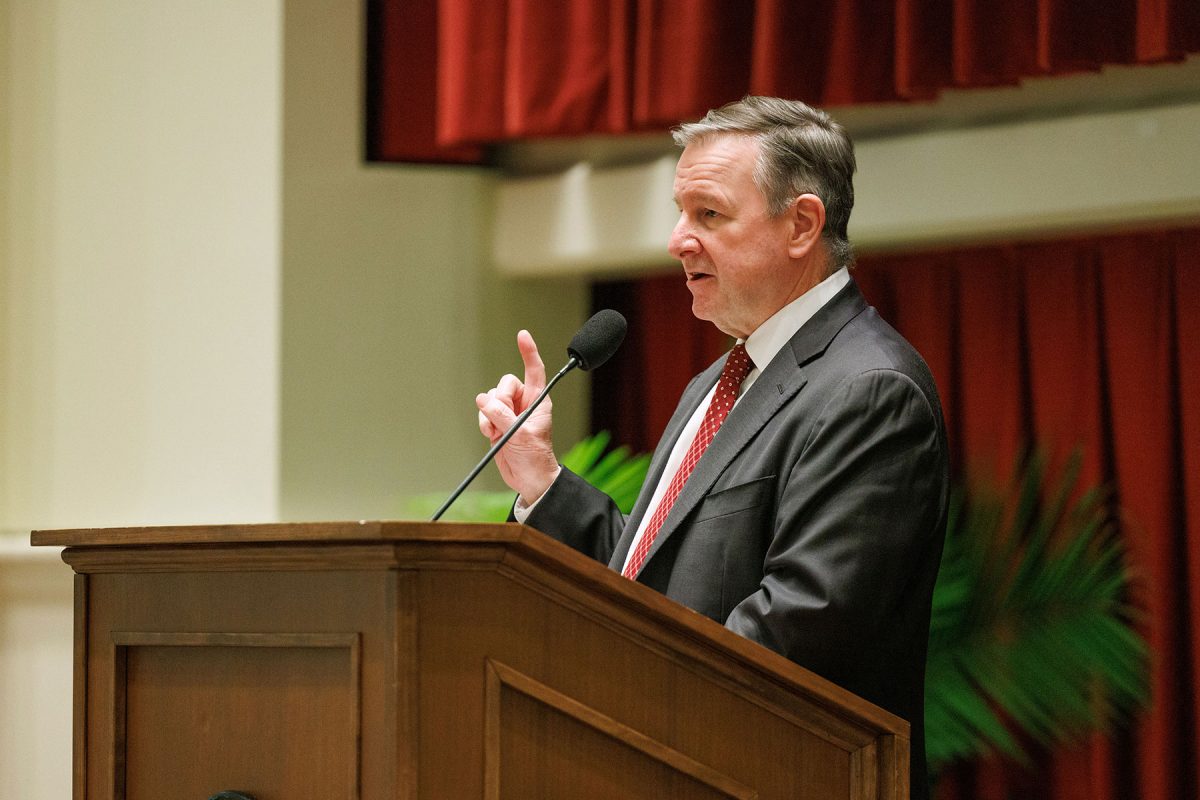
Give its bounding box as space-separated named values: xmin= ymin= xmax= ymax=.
xmin=591 ymin=226 xmax=1200 ymax=799
xmin=369 ymin=0 xmax=1200 ymax=162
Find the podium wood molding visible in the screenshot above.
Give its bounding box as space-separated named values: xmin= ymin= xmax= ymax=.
xmin=482 ymin=658 xmax=759 ymax=800
xmin=34 ymin=521 xmax=908 ymax=799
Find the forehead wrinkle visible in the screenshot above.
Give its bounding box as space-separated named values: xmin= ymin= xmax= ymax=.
xmin=674 ymin=136 xmax=760 ymax=210
xmin=675 ymin=151 xmax=744 ymax=187
xmin=673 ymin=165 xmax=740 ymax=208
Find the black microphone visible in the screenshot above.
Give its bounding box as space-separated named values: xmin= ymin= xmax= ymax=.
xmin=567 ymin=308 xmax=627 ymax=371
xmin=430 ymin=310 xmax=627 ymax=521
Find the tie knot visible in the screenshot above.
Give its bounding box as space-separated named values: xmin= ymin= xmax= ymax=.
xmin=722 ymin=343 xmax=754 ymax=384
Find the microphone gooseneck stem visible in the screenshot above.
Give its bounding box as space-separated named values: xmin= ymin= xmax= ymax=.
xmin=431 ymin=357 xmax=579 ymax=522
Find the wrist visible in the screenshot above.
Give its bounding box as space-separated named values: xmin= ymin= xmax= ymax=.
xmin=519 ymin=464 xmax=561 ymax=508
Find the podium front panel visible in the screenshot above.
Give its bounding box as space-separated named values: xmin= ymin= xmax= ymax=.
xmin=37 ymin=522 xmax=907 ymax=800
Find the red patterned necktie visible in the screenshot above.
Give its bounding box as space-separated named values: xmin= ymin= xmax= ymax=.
xmin=622 ymin=343 xmax=755 ymax=579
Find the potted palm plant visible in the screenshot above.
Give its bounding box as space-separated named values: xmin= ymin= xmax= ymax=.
xmin=924 ymin=451 xmax=1148 ymax=778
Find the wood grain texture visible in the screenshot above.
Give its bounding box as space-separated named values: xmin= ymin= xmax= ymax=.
xmin=114 ymin=636 xmax=359 ymax=798
xmin=33 ymin=520 xmax=522 ymax=547
xmin=417 ymin=566 xmax=865 ymax=799
xmin=73 ymin=574 xmax=87 ymax=800
xmin=40 ymin=521 xmax=908 ymax=800
xmin=484 ymin=659 xmax=758 ymax=799
xmin=394 ymin=571 xmax=420 ymax=800
xmin=494 ymin=546 xmax=902 ymax=750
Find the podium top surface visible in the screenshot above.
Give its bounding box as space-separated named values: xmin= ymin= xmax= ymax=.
xmin=30 ymin=519 xmax=522 ymax=548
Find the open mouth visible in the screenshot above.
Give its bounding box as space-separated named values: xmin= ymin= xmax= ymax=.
xmin=686 ymin=271 xmax=712 ymax=282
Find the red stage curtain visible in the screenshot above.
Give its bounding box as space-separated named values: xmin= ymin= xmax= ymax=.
xmin=369 ymin=0 xmax=1200 ymax=162
xmin=591 ymin=226 xmax=1200 ymax=800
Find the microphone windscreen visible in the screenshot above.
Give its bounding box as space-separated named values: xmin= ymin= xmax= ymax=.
xmin=567 ymin=309 xmax=627 ymax=371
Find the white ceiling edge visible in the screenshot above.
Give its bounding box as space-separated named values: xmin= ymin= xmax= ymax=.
xmin=494 ymin=99 xmax=1200 ymax=277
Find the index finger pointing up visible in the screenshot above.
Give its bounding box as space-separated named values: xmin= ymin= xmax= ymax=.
xmin=516 ymin=330 xmax=547 ymax=396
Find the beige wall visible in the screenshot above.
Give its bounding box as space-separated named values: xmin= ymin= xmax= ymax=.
xmin=1 ymin=0 xmax=283 ymax=532
xmin=0 ymin=0 xmax=587 ymax=795
xmin=279 ymin=0 xmax=588 ymax=521
xmin=0 ymin=2 xmax=283 ymax=795
xmin=0 ymin=0 xmax=9 ymax=521
xmin=0 ymin=0 xmax=591 ymax=532
xmin=0 ymin=548 xmax=72 ymax=800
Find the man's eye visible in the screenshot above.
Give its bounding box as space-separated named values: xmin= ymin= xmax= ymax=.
xmin=703 ymin=209 xmax=719 ymax=218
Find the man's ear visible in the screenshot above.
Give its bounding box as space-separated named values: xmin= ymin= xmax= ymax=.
xmin=787 ymin=194 xmax=826 ymax=260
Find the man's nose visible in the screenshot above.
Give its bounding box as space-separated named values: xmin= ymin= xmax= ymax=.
xmin=668 ymin=217 xmax=699 ymax=259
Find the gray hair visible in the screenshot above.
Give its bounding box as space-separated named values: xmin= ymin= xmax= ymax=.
xmin=672 ymin=96 xmax=857 ymax=271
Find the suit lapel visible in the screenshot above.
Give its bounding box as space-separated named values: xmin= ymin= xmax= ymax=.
xmin=628 ymin=280 xmax=869 ymax=577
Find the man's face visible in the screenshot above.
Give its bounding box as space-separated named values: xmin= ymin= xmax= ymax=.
xmin=669 ymin=135 xmax=801 ymax=339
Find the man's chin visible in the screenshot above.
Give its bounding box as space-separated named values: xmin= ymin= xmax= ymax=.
xmin=689 ymin=295 xmax=714 ymax=323
xmin=689 ymin=301 xmax=740 ymax=338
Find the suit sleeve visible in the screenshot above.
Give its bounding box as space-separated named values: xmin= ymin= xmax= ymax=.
xmin=725 ymin=367 xmax=947 ymax=683
xmin=523 ymin=466 xmax=627 ymax=565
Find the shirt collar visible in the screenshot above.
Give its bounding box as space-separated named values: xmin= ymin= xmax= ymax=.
xmin=741 ymin=267 xmax=850 ymax=373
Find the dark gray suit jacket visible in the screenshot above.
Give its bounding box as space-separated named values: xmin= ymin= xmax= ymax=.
xmin=527 ymin=279 xmax=948 ymax=799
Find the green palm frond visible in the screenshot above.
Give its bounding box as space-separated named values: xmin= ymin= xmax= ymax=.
xmin=560 ymin=430 xmax=651 ymax=513
xmin=401 ymin=432 xmax=650 ymax=522
xmin=924 ymin=450 xmax=1149 ymax=774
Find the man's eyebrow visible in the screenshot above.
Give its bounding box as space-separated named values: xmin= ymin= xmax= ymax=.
xmin=674 ymin=188 xmax=722 ymax=206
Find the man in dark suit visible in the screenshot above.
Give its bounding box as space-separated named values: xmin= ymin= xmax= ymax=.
xmin=476 ymin=96 xmax=948 ymax=799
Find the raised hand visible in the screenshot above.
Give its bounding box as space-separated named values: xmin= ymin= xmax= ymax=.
xmin=476 ymin=330 xmax=561 ymax=505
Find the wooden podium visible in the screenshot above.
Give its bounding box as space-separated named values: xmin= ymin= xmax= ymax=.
xmin=32 ymin=521 xmax=908 ymax=800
